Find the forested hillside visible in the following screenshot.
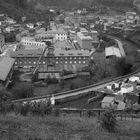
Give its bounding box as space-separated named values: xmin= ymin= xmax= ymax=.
xmin=0 ymin=0 xmax=136 ymax=21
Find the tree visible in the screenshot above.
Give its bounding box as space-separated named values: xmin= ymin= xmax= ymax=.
xmin=12 ymin=83 xmax=34 ymax=99
xmin=100 ymin=108 xmax=117 ymax=132
xmin=115 ymin=58 xmax=132 ymax=76
xmin=69 ymin=78 xmax=86 ymax=90
xmin=0 ymin=89 xmax=12 ymax=102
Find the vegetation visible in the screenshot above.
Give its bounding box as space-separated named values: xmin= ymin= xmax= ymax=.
xmin=0 ymin=113 xmax=139 ymax=140
xmin=100 ymin=108 xmax=117 ymax=132
xmin=12 ymin=83 xmax=34 ymax=100
xmin=115 ymin=58 xmax=133 ymax=76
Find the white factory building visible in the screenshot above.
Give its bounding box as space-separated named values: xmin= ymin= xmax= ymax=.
xmin=46 ymin=30 xmax=67 ymax=41
xmin=21 ymin=37 xmax=46 ymax=50
xmin=76 ymin=32 xmax=93 ymax=50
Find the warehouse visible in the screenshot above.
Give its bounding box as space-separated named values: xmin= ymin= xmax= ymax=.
xmin=0 ymin=56 xmax=15 ymax=89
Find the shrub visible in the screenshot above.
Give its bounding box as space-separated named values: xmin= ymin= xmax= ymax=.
xmin=100 ymin=108 xmax=117 ymax=132
xmin=12 ymin=83 xmax=34 ymax=99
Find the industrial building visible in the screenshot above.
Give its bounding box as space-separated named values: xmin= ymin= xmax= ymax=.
xmin=21 ymin=37 xmax=46 ymax=50
xmin=46 ymin=30 xmax=67 ymax=41
xmin=76 ymin=32 xmax=93 ymax=50
xmin=0 ymin=34 xmax=5 ymax=53
xmin=0 ymin=56 xmax=15 ymax=89
xmin=10 ymin=46 xmax=90 ymax=72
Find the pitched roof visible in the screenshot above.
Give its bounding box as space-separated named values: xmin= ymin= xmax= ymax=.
xmin=10 ymin=49 xmax=44 ymax=58
xmin=105 ymin=46 xmax=121 ymax=58
xmin=102 ymin=96 xmax=114 ymax=103
xmin=0 ymin=56 xmax=15 ymax=81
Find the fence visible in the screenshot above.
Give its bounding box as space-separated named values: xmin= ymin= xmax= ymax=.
xmin=53 ymin=108 xmax=140 ymax=121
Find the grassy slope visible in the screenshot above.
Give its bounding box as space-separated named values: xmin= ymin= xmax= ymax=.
xmin=0 ymin=113 xmax=140 ymax=140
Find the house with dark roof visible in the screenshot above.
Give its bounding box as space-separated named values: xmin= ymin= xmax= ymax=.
xmin=0 ymin=56 xmax=15 ymax=89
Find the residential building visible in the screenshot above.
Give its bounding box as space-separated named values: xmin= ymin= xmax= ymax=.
xmin=46 ymin=30 xmax=67 ymax=41
xmin=89 ymin=30 xmax=99 ymax=43
xmin=35 ymin=34 xmax=54 ymax=43
xmin=0 ymin=56 xmax=15 ymax=89
xmin=21 ymin=37 xmax=46 ymax=50
xmin=26 ymin=23 xmax=34 ymax=29
xmin=5 ymin=17 xmax=16 ymax=24
xmin=101 ymin=96 xmax=115 ymax=108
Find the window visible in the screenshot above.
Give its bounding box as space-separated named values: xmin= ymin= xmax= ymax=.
xmin=56 ymin=57 xmax=58 ymax=60
xmin=70 ymin=57 xmax=72 ymax=59
xmin=29 ymin=61 xmax=31 ymax=64
xmin=34 ymin=62 xmax=36 ymax=64
xmin=79 ymin=61 xmax=81 ymax=64
xmin=74 ymin=61 xmax=77 ymax=64
xmin=83 ymin=57 xmax=86 ymax=59
xmin=15 ymin=62 xmax=17 ymax=64
xmin=74 ymin=57 xmax=77 ymax=59
xmin=65 ymin=57 xmax=67 ymax=59
xmin=56 ymin=61 xmax=58 ymax=64
xmin=65 ymin=61 xmax=68 ymax=64
xmin=79 ymin=57 xmax=81 ymax=59
xmin=43 ymin=61 xmax=45 ymax=64
xmin=70 ymin=61 xmax=72 ymax=64
xmin=83 ymin=61 xmax=86 ymax=64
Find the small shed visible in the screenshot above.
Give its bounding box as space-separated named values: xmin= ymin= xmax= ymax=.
xmin=101 ymin=96 xmax=115 ymax=108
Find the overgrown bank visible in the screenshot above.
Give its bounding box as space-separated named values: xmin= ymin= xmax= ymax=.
xmin=0 ymin=113 xmax=139 ymax=140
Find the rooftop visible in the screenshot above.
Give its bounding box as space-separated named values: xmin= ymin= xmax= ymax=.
xmin=46 ymin=30 xmax=67 ymax=34
xmin=77 ymin=32 xmax=92 ymax=40
xmin=54 ymin=49 xmax=90 ymax=57
xmin=54 ymin=41 xmax=73 ymax=50
xmin=10 ymin=49 xmax=44 ymax=58
xmin=105 ymin=46 xmax=121 ymax=58
xmin=102 ymin=96 xmax=114 ymax=103
xmin=0 ymin=56 xmax=15 ymax=81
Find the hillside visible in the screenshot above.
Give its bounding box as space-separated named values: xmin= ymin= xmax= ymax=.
xmin=0 ymin=0 xmax=136 ymax=22
xmin=0 ymin=0 xmax=135 ymax=12
xmin=0 ymin=113 xmax=140 ymax=140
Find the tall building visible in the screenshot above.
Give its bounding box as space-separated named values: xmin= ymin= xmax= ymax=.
xmin=76 ymin=32 xmax=93 ymax=50
xmin=46 ymin=30 xmax=67 ymax=41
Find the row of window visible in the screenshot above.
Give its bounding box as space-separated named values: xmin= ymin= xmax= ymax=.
xmin=56 ymin=56 xmax=86 ymax=60
xmin=15 ymin=61 xmax=46 ymax=65
xmin=56 ymin=61 xmax=86 ymax=64
xmin=22 ymin=42 xmax=45 ymax=47
xmin=57 ymin=34 xmax=67 ymax=36
xmin=57 ymin=37 xmax=67 ymax=40
xmin=15 ymin=60 xmax=86 ymax=65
